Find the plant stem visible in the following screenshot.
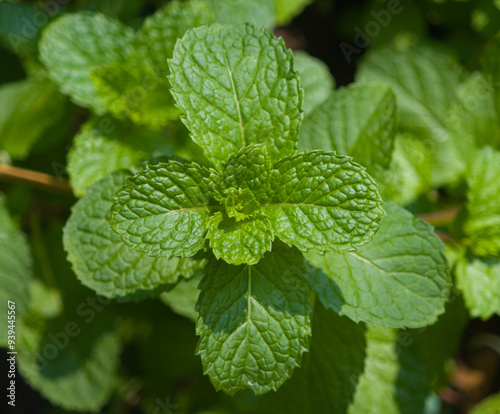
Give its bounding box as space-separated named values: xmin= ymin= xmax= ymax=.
xmin=30 ymin=212 xmax=58 ymax=289
xmin=0 ymin=164 xmax=73 ymax=195
xmin=433 ymin=231 xmax=455 ymax=243
xmin=416 ymin=206 xmax=462 ymax=227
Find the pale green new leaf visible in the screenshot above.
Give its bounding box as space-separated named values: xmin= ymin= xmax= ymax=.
xmin=306 ymin=201 xmax=450 ymax=328
xmin=0 ymin=78 xmax=67 ymax=159
xmin=0 ymin=194 xmax=32 ymax=347
xmin=219 ymin=144 xmax=272 ymax=202
xmin=67 ymin=116 xmax=172 ymax=197
xmin=456 ymin=258 xmax=500 ymax=320
xmin=206 ymin=0 xmax=275 ymax=28
xmin=64 ymin=171 xmax=195 ymax=301
xmin=133 ymin=0 xmax=215 ymax=75
xmin=220 ymin=187 xmax=262 ymax=221
xmin=263 ymin=151 xmax=384 ymax=254
xmin=471 ymin=393 xmax=500 ymax=414
xmin=208 ymin=212 xmax=273 ymax=265
xmin=39 ymin=12 xmax=134 ymax=113
xmin=293 ymin=51 xmax=335 ymax=116
xmin=169 ymin=24 xmax=303 ymax=168
xmin=262 ymin=303 xmax=366 ymax=414
xmin=92 ymin=0 xmax=214 ymax=127
xmin=91 ymin=64 xmax=180 ymax=128
xmin=347 ymin=327 xmax=428 ymax=414
xmin=348 ymin=298 xmax=467 ymax=414
xmin=18 ymin=313 xmax=120 ymax=413
xmin=299 ymin=82 xmax=397 ymax=175
xmin=110 ymin=161 xmax=216 ymax=258
xmin=357 ymin=43 xmax=464 ymax=185
xmin=275 ymin=0 xmax=312 ymax=25
xmin=196 ymin=241 xmax=311 ymax=395
xmin=378 ymin=133 xmax=432 ymax=206
xmin=27 ymin=280 xmax=62 ymax=320
xmin=464 ymin=147 xmax=500 ymax=257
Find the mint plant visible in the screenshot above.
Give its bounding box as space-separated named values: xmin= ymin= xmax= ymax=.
xmin=1 ymin=0 xmax=500 ymax=413
xmin=61 ymin=22 xmax=452 ymax=397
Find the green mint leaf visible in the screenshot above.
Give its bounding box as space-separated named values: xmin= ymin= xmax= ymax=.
xmin=169 ymin=24 xmax=303 ymax=168
xmin=91 ymin=64 xmax=180 ymax=128
xmin=275 ymin=0 xmax=312 ymax=25
xmin=464 ymin=146 xmax=500 ymax=257
xmin=67 ymin=116 xmax=172 ymax=197
xmin=346 ymin=327 xmax=429 ymax=414
xmin=471 ymin=393 xmax=500 ymax=414
xmin=196 ymin=241 xmax=311 ymax=395
xmin=293 ymin=51 xmax=335 ymax=116
xmin=456 ymin=258 xmax=500 ymax=320
xmin=92 ymin=1 xmax=214 ymax=128
xmin=378 ymin=133 xmax=432 ymax=206
xmin=306 ymin=201 xmax=450 ymax=328
xmin=18 ymin=312 xmax=120 ymax=413
xmin=208 ymin=212 xmax=273 ymax=265
xmin=357 ymin=43 xmax=464 ymax=186
xmin=206 ymin=0 xmax=275 ymax=28
xmin=218 ymin=144 xmax=272 ymax=202
xmin=132 ymin=0 xmax=215 ymax=76
xmin=299 ymin=82 xmax=397 ymax=175
xmin=27 ymin=280 xmax=62 ymax=320
xmin=39 ymin=12 xmax=134 ymax=113
xmin=0 ymin=194 xmax=32 ymax=347
xmin=64 ymin=171 xmax=195 ymax=301
xmin=263 ymin=150 xmax=384 ymax=254
xmin=110 ymin=161 xmax=217 ymax=258
xmin=263 ymin=303 xmax=366 ymax=414
xmin=0 ymin=77 xmax=67 ymax=159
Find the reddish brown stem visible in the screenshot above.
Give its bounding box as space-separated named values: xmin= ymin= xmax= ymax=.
xmin=0 ymin=164 xmax=73 ymax=195
xmin=416 ymin=206 xmax=462 ymax=227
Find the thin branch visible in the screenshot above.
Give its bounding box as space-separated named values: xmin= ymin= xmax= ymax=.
xmin=434 ymin=231 xmax=454 ymax=243
xmin=0 ymin=164 xmax=73 ymax=195
xmin=416 ymin=206 xmax=462 ymax=227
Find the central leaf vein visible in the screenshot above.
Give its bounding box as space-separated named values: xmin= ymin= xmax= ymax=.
xmin=222 ymin=45 xmax=246 ymax=147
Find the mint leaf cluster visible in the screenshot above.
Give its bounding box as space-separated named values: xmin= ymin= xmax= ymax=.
xmin=56 ymin=17 xmax=456 ymax=398
xmin=110 ymin=145 xmax=384 ymax=266
xmin=59 ymin=23 xmax=450 ymax=396
xmin=107 ymin=23 xmax=384 ymax=267
xmin=107 ymin=24 xmax=384 ymax=268
xmin=95 ymin=25 xmax=386 ymax=393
